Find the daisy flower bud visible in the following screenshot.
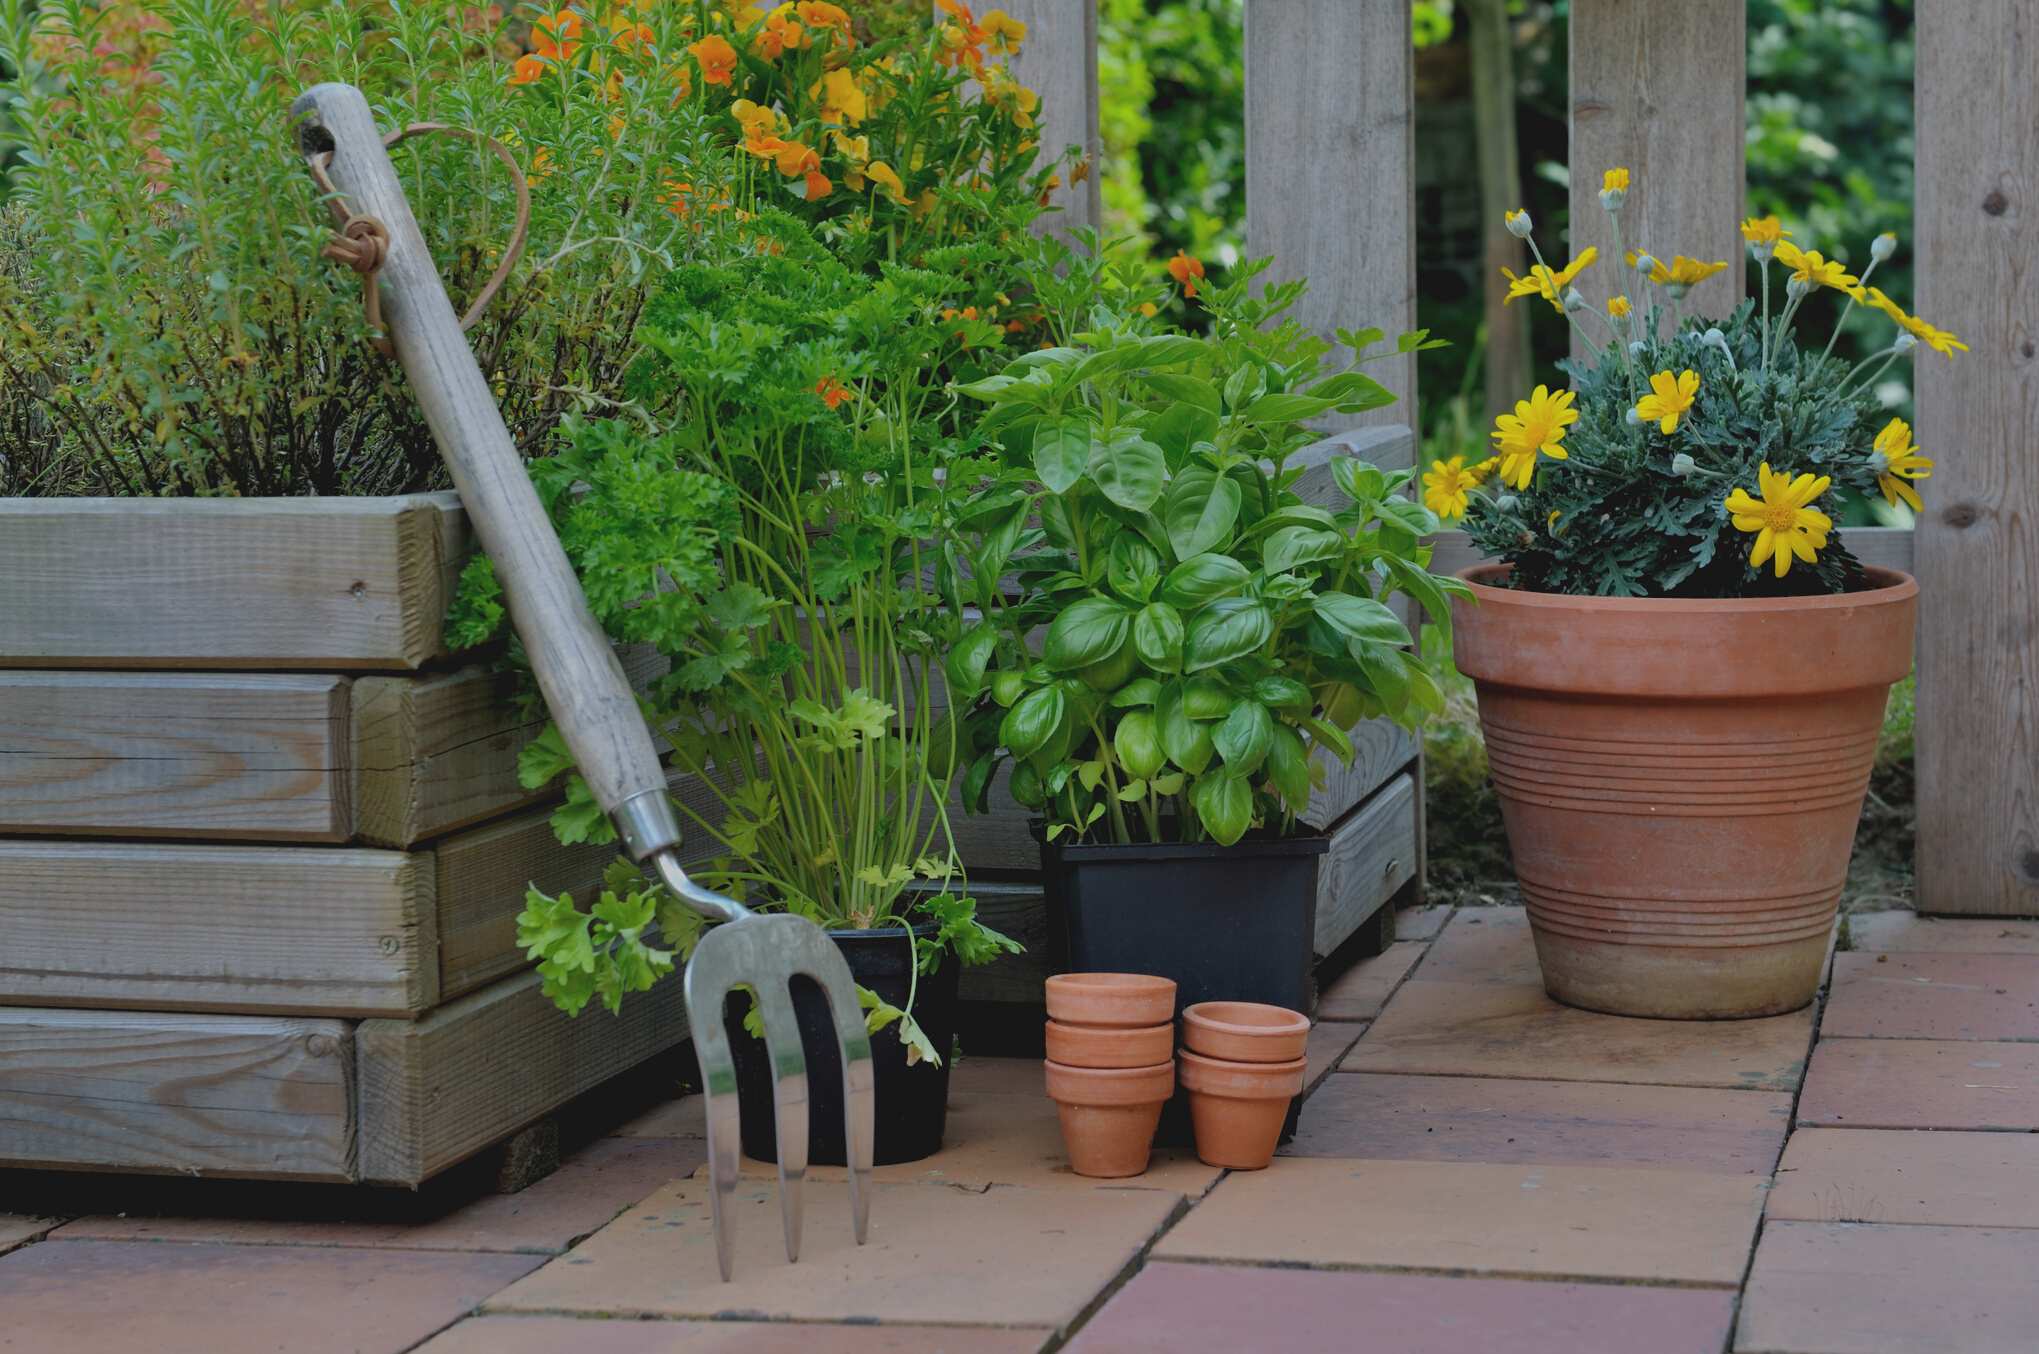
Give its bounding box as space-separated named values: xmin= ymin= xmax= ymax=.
xmin=1872 ymin=232 xmax=1897 ymax=262
xmin=1563 ymin=288 xmax=1586 ymax=312
xmin=1893 ymin=332 xmax=1918 ymax=352
xmin=1635 ymin=253 xmax=1658 ymax=276
xmin=1626 ymin=406 xmax=1644 ymax=426
xmin=1671 ymin=452 xmax=1697 ymax=477
xmin=1628 ymin=341 xmax=1647 ymax=357
xmin=1702 ymin=328 xmax=1727 ymax=350
xmin=1495 ymin=495 xmax=1520 ymax=513
xmin=1505 ymin=210 xmax=1533 ymax=238
xmin=1787 ymin=276 xmax=1811 ymax=301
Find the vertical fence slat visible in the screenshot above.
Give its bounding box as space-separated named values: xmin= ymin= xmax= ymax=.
xmin=1568 ymin=0 xmax=1745 ymax=341
xmin=1244 ymin=0 xmax=1416 ymax=426
xmin=991 ymin=0 xmax=1101 ymax=237
xmin=1914 ymin=3 xmax=2039 ymax=916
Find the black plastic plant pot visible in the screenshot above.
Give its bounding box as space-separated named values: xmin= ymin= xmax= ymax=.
xmin=724 ymin=921 xmax=960 ymax=1167
xmin=1038 ymin=827 xmax=1328 ymax=1017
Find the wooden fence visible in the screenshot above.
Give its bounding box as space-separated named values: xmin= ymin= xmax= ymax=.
xmin=1010 ymin=0 xmax=2036 ymax=917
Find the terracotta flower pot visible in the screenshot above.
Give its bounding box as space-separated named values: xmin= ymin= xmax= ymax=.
xmin=1451 ymin=565 xmax=1919 ymax=1019
xmin=1181 ymin=1001 xmax=1311 ymax=1063
xmin=1043 ymin=973 xmax=1177 ymax=1029
xmin=1177 ymin=1049 xmax=1307 ymax=1170
xmin=1044 ymin=1059 xmax=1176 ymax=1178
xmin=1044 ymin=1019 xmax=1175 ymax=1069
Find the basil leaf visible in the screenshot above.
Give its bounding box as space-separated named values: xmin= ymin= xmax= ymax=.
xmin=1240 ymin=391 xmax=1338 ymax=425
xmin=1195 ymin=771 xmax=1253 ymax=845
xmin=944 ymin=620 xmax=1000 ymax=703
xmin=1253 ymin=675 xmax=1311 ymax=708
xmin=1312 ymin=590 xmax=1412 ymax=646
xmin=1161 ymin=553 xmax=1251 ymax=608
xmin=1156 ymin=680 xmax=1215 ymax=774
xmin=1181 ymin=673 xmax=1234 ymax=720
xmin=1113 ymin=709 xmax=1167 ymax=780
xmin=1141 ymin=372 xmax=1222 ymax=415
xmin=1184 ymin=597 xmax=1274 ymax=671
xmin=1000 ymin=685 xmax=1065 ymax=758
xmin=1212 ymin=698 xmax=1273 ymax=778
xmin=1165 ymin=471 xmax=1243 ymax=561
xmin=1132 ymin=601 xmax=1185 ymax=672
xmin=1263 ymin=525 xmax=1346 ymax=574
xmin=1264 ymin=723 xmax=1312 ymax=807
xmin=1044 ymin=595 xmax=1131 ymax=671
xmin=1110 ymin=677 xmax=1163 ymax=707
xmin=1032 ymin=417 xmax=1091 ymax=495
xmin=1087 ymin=432 xmax=1167 ymax=512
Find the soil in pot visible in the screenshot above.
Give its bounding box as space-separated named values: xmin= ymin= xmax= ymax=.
xmin=1451 ymin=565 xmax=1919 ymax=1019
xmin=1178 ymin=1049 xmax=1307 ymax=1170
xmin=725 ymin=922 xmax=960 ymax=1166
xmin=1043 ymin=1019 xmax=1174 ymax=1069
xmin=1043 ymin=972 xmax=1177 ymax=1028
xmin=1181 ymin=1001 xmax=1311 ymax=1063
xmin=1044 ymin=1059 xmax=1176 ymax=1178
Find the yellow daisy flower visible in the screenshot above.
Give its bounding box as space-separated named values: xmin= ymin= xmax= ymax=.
xmin=1725 ymin=463 xmax=1833 ymax=579
xmin=1740 ymin=215 xmax=1790 ymax=247
xmin=1635 ymin=369 xmax=1700 ymax=434
xmin=1501 ymin=248 xmax=1598 ymax=313
xmin=1626 ymin=253 xmax=1728 ymax=289
xmin=1603 ymin=168 xmax=1629 ymax=194
xmin=1607 ymin=295 xmax=1631 ymax=318
xmin=1422 ymin=457 xmax=1480 ymax=520
xmin=1870 ymin=417 xmax=1934 ymax=512
xmin=1490 ymin=385 xmax=1579 ymax=489
xmin=1774 ymin=241 xmax=1858 ymax=291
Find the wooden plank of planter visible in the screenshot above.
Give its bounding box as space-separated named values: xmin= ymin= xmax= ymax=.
xmin=1427 ymin=527 xmax=1919 ymax=587
xmin=0 ymin=672 xmax=352 ymax=841
xmin=1286 ymin=425 xmax=1418 ymax=508
xmin=0 ymin=492 xmax=469 ymax=671
xmin=1313 ymin=771 xmax=1419 ymax=959
xmin=0 ymin=1008 xmax=355 ymax=1180
xmin=1306 ymin=722 xmax=1419 ymax=832
xmin=0 ymin=841 xmax=436 ymax=1018
xmin=355 ymin=965 xmax=689 ymax=1186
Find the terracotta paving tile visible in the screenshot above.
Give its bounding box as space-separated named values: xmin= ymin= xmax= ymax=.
xmin=416 ymin=1315 xmax=1047 ymax=1353
xmin=54 ymin=1136 xmax=704 ymax=1255
xmin=1062 ymin=1261 xmax=1739 ymax=1354
xmin=1288 ymin=1072 xmax=1792 ymax=1172
xmin=1346 ymin=979 xmax=1816 ymax=1091
xmin=1394 ymin=902 xmax=1455 ymax=943
xmin=948 ymin=1056 xmax=1047 ymax=1097
xmin=613 ymin=1095 xmax=706 ymax=1138
xmin=1303 ymin=1021 xmax=1365 ymax=1090
xmin=0 ymin=1214 xmax=55 ymax=1256
xmin=1883 ymin=916 xmax=2039 ymax=955
xmin=1768 ymin=1128 xmax=2039 ymax=1228
xmin=1844 ymin=910 xmax=1922 ymax=954
xmin=1824 ymin=952 xmax=2039 ymax=1041
xmin=1151 ymin=1157 xmax=1765 ymax=1285
xmin=1318 ymin=942 xmax=1427 ymax=1020
xmin=716 ymin=1092 xmax=1220 ymax=1197
xmin=485 ymin=1177 xmax=1180 ymax=1327
xmin=1406 ymin=906 xmax=1545 ymax=985
xmin=1736 ymin=1220 xmax=2039 ymax=1354
xmin=0 ymin=1238 xmax=540 ymax=1354
xmin=1798 ymin=1039 xmax=2039 ymax=1131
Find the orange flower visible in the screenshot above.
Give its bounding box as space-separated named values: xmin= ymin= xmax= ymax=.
xmin=802 ymin=169 xmax=832 ymax=200
xmin=608 ymin=16 xmax=653 ymax=53
xmin=935 ymin=0 xmax=986 ymax=72
xmin=660 ymin=178 xmax=693 ymax=219
xmin=1166 ymin=250 xmax=1205 ymax=297
xmin=689 ymin=34 xmax=738 ymax=85
xmin=508 ymin=53 xmax=548 ymax=84
xmin=796 ymin=1 xmax=852 ymax=44
xmin=751 ymin=9 xmax=807 ymax=60
xmin=532 ymin=9 xmax=582 ymax=59
xmin=978 ymin=8 xmax=1026 ymax=53
xmin=815 ymin=374 xmax=850 ymax=409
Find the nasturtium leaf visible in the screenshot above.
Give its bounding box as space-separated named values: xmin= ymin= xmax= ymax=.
xmin=1195 ymin=771 xmax=1254 ymax=845
xmin=1184 ymin=597 xmax=1274 ymax=671
xmin=1312 ymin=590 xmax=1413 ymax=646
xmin=1114 ymin=710 xmax=1168 ymax=780
xmin=1263 ymin=525 xmax=1346 ymax=574
xmin=1000 ymin=685 xmax=1065 ymax=758
xmin=1032 ymin=417 xmax=1090 ymax=494
xmin=1212 ymin=699 xmax=1274 ymax=778
xmin=1043 ymin=595 xmax=1131 ymax=671
xmin=1161 ymin=553 xmax=1251 ymax=608
xmin=1165 ymin=472 xmax=1243 ymax=561
xmin=1265 ymin=723 xmax=1313 ymax=807
xmin=1156 ymin=680 xmax=1216 ymax=774
xmin=1132 ymin=602 xmax=1185 ymax=672
xmin=1088 ymin=432 xmax=1167 ymax=512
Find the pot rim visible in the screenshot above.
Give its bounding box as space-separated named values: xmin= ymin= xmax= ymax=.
xmin=1176 ymin=1048 xmax=1308 ymax=1074
xmin=1456 ymin=563 xmax=1918 ymax=613
xmin=1182 ymin=1001 xmax=1311 ymax=1038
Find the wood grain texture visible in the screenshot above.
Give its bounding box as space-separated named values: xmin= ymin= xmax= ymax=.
xmin=1305 ymin=720 xmax=1420 ymax=832
xmin=954 ymin=881 xmax=1056 ymax=1005
xmin=293 ymin=86 xmax=669 ymax=826
xmin=1314 ymin=771 xmax=1418 ymax=958
xmin=1288 ymin=425 xmax=1418 ymax=510
xmin=0 ymin=493 xmax=466 ymax=671
xmin=0 ymin=672 xmax=350 ymax=840
xmin=0 ymin=1008 xmax=355 ymax=1180
xmin=1426 ymin=526 xmax=1917 ymax=582
xmin=1246 ymin=0 xmax=1416 ymax=425
xmin=351 ymin=666 xmax=544 ymax=849
xmin=355 ymin=965 xmax=689 ymax=1185
xmin=0 ymin=841 xmax=437 ymax=1017
xmin=1568 ymin=0 xmax=1746 ymax=339
xmin=990 ymin=0 xmax=1099 ymax=238
xmin=1913 ymin=1 xmax=2039 ymax=916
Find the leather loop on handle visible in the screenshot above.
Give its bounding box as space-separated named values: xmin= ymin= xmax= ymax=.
xmin=290 ymin=83 xmax=675 ymax=842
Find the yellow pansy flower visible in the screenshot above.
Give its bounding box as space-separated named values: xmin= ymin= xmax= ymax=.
xmin=1870 ymin=417 xmax=1934 ymax=512
xmin=1422 ymin=457 xmax=1481 ymax=520
xmin=1501 ymin=247 xmax=1597 ymax=313
xmin=865 ymin=160 xmax=908 ymax=203
xmin=1491 ymin=385 xmax=1579 ymax=489
xmin=1635 ymin=369 xmax=1700 ymax=434
xmin=1725 ymin=463 xmax=1832 ymax=579
xmin=810 ymin=67 xmax=869 ymax=126
xmin=1773 ymin=241 xmax=1858 ymax=291
xmin=980 ymin=7 xmax=1027 ymax=52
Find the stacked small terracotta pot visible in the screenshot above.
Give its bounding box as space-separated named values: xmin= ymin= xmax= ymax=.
xmin=1178 ymin=1001 xmax=1311 ymax=1170
xmin=1042 ymin=973 xmax=1178 ymax=1178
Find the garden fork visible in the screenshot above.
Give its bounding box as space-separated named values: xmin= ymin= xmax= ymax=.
xmin=290 ymin=83 xmax=874 ymax=1282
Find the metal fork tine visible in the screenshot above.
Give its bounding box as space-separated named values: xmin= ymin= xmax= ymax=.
xmin=812 ymin=956 xmax=876 ymax=1243
xmin=750 ymin=977 xmax=809 ymax=1263
xmin=682 ymin=951 xmax=744 ymax=1283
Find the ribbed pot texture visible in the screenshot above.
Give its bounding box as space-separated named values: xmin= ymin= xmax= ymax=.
xmin=1450 ymin=565 xmax=1919 ymax=1019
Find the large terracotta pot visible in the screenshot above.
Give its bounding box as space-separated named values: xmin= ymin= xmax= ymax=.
xmin=1450 ymin=565 xmax=1918 ymax=1019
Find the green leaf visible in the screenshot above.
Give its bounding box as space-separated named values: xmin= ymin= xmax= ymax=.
xmin=1165 ymin=471 xmax=1243 ymax=560
xmin=1033 ymin=417 xmax=1090 ymax=495
xmin=518 ymin=723 xmax=576 ymax=791
xmin=1330 ymin=458 xmax=1386 ymax=505
xmin=1156 ymin=680 xmax=1215 ymax=774
xmin=1308 ymin=372 xmax=1397 ymax=413
xmin=1313 ymin=591 xmax=1413 ymax=646
xmin=1375 ymin=498 xmax=1442 ymax=537
xmin=1000 ymin=685 xmax=1066 ymax=758
xmin=551 ymin=775 xmax=617 ymax=846
xmin=1140 ymin=372 xmax=1221 ymax=415
xmin=1212 ymin=699 xmax=1274 ymax=778
xmin=1299 ymin=715 xmax=1354 ymax=766
xmin=1184 ymin=598 xmax=1274 ymax=672
xmin=1383 ymin=555 xmax=1458 ymax=641
xmin=1132 ymin=602 xmax=1185 ymax=672
xmin=1110 ymin=677 xmax=1163 ymax=707
xmin=1136 ymin=334 xmax=1210 ymax=368
xmin=1181 ymin=674 xmax=1234 ymax=720
xmin=1263 ymin=525 xmax=1346 ymax=573
xmin=944 ymin=621 xmax=1000 ymax=703
xmin=1253 ymin=675 xmax=1312 ymax=708
xmin=1265 ymin=723 xmax=1313 ymax=806
xmin=1114 ymin=709 xmax=1167 ymax=780
xmin=1195 ymin=771 xmax=1254 ymax=845
xmin=1161 ymin=554 xmax=1251 ymax=608
xmin=1088 ymin=433 xmax=1167 ymax=512
xmin=991 ymin=668 xmax=1029 ymax=708
xmin=1043 ymin=595 xmax=1131 ymax=671
xmin=1352 ymin=638 xmax=1411 ymax=718
xmin=445 ymin=555 xmax=505 ymax=650
xmin=1240 ymin=391 xmax=1338 ymax=424
xmin=1107 ymin=535 xmax=1162 ymax=603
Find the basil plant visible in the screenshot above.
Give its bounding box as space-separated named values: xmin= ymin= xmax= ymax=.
xmin=944 ymin=268 xmax=1471 ymax=846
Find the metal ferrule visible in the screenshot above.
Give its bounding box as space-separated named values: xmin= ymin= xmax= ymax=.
xmin=610 ymin=787 xmax=684 ymax=863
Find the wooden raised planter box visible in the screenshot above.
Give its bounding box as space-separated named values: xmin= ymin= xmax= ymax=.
xmin=0 ymin=493 xmax=702 ymax=1184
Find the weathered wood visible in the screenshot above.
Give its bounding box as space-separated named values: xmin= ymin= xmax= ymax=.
xmin=1314 ymin=771 xmax=1419 ymax=958
xmin=351 ymin=666 xmax=544 ymax=849
xmin=0 ymin=842 xmax=437 ymax=1017
xmin=1246 ymin=0 xmax=1416 ymax=424
xmin=0 ymin=493 xmax=468 ymax=671
xmin=355 ymin=965 xmax=689 ymax=1186
xmin=1568 ymin=0 xmax=1746 ymax=340
xmin=955 ymin=881 xmax=1058 ymax=1006
xmin=1466 ymin=0 xmax=1532 ymax=417
xmin=1287 ymin=425 xmax=1419 ymax=509
xmin=990 ymin=0 xmax=1099 ymax=238
xmin=1304 ymin=721 xmax=1420 ymax=832
xmin=0 ymin=672 xmax=351 ymax=840
xmin=1427 ymin=526 xmax=1917 ymax=583
xmin=1913 ymin=2 xmax=2039 ymax=916
xmin=0 ymin=1008 xmax=355 ymax=1180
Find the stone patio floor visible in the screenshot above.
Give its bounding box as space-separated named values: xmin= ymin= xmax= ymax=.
xmin=5 ymin=903 xmax=2038 ymax=1352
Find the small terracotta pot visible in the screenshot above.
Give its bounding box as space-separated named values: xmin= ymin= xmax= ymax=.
xmin=1451 ymin=565 xmax=1918 ymax=1020
xmin=1181 ymin=1002 xmax=1311 ymax=1063
xmin=1044 ymin=1019 xmax=1174 ymax=1069
xmin=1044 ymin=1058 xmax=1176 ymax=1178
xmin=1177 ymin=1049 xmax=1307 ymax=1170
xmin=1044 ymin=973 xmax=1177 ymax=1029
